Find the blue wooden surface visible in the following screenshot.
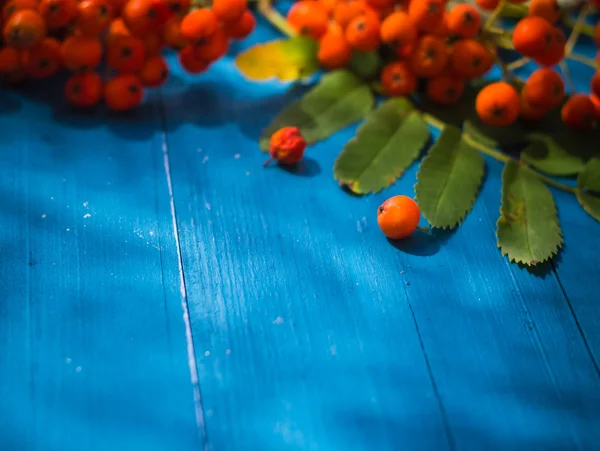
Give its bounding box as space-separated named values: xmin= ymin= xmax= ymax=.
xmin=2 ymin=10 xmax=600 ymax=451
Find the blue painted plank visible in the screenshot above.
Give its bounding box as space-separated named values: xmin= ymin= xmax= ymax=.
xmin=161 ymin=17 xmax=600 ymax=451
xmin=0 ymin=81 xmax=201 ymax=450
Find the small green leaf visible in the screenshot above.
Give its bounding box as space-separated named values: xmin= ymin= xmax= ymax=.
xmin=415 ymin=125 xmax=485 ymax=229
xmin=333 ymin=98 xmax=429 ymax=194
xmin=259 ymin=70 xmax=375 ymax=151
xmin=576 ymin=157 xmax=600 ymax=223
xmin=497 ymin=161 xmax=562 ymax=265
xmin=348 ymin=50 xmax=381 ymax=80
xmin=235 ymin=37 xmax=319 ymax=82
xmin=521 ymin=133 xmax=585 ymax=176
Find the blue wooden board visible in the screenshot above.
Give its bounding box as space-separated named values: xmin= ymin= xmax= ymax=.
xmin=2 ymin=9 xmax=600 ymax=451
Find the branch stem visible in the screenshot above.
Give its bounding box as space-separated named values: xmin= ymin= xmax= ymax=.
xmin=565 ymin=3 xmax=591 ymax=56
xmin=258 ymin=0 xmax=296 ymax=37
xmin=422 ymin=113 xmax=577 ymax=195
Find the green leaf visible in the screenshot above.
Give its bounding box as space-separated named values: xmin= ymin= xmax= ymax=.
xmin=415 ymin=125 xmax=485 ymax=229
xmin=348 ymin=50 xmax=381 ymax=80
xmin=333 ymin=98 xmax=429 ymax=194
xmin=576 ymin=157 xmax=600 ymax=223
xmin=521 ymin=133 xmax=585 ymax=176
xmin=235 ymin=37 xmax=319 ymax=82
xmin=497 ymin=161 xmax=562 ymax=265
xmin=463 ymin=120 xmax=497 ymax=148
xmin=259 ymin=70 xmax=375 ymax=151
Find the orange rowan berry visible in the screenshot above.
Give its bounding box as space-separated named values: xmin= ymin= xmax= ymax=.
xmin=450 ymin=39 xmax=493 ymax=79
xmin=0 ymin=47 xmax=22 ymax=73
xmin=106 ymin=35 xmax=145 ymax=72
xmin=21 ymin=37 xmax=61 ymax=78
xmin=512 ymin=16 xmax=552 ymax=57
xmin=519 ymin=93 xmax=548 ymax=121
xmin=178 ymin=45 xmax=209 ymax=73
xmin=163 ymin=16 xmax=188 ymax=48
xmin=446 ymin=4 xmax=481 ymax=38
xmin=106 ymin=17 xmax=131 ymax=44
xmin=532 ymin=27 xmax=565 ymax=66
xmin=60 ymin=35 xmax=102 ymax=71
xmin=590 ymin=94 xmax=600 ymax=119
xmin=380 ymin=11 xmax=417 ymax=51
xmin=591 ymin=71 xmax=600 ymax=99
xmin=426 ymin=74 xmax=465 ymax=105
xmin=380 ymin=61 xmax=416 ymax=96
xmin=108 ymin=0 xmax=129 ymax=15
xmin=410 ymin=34 xmax=447 ymax=78
xmin=194 ymin=28 xmax=228 ymax=62
xmin=522 ymin=68 xmax=564 ymax=109
xmin=365 ymin=0 xmax=394 ymax=10
xmin=528 ymin=0 xmax=560 ymax=24
xmin=475 ymin=0 xmax=499 ymax=11
xmin=287 ymin=0 xmax=328 ymax=39
xmin=317 ymin=22 xmax=352 ymax=70
xmin=377 ymin=195 xmax=420 ymax=240
xmin=65 ymin=71 xmax=103 ymax=108
xmin=319 ymin=0 xmax=338 ymax=15
xmin=265 ymin=127 xmax=306 ymax=166
xmin=39 ymin=0 xmax=78 ymax=29
xmin=212 ymin=0 xmax=246 ymax=23
xmin=141 ymin=32 xmax=162 ymax=55
xmin=595 ymin=22 xmax=600 ymax=47
xmin=333 ymin=0 xmax=367 ymax=30
xmin=122 ymin=0 xmax=171 ymax=36
xmin=222 ymin=10 xmax=255 ymax=40
xmin=104 ymin=74 xmax=144 ymax=111
xmin=408 ymin=0 xmax=444 ymax=33
xmin=139 ymin=54 xmax=168 ymax=87
xmin=165 ymin=0 xmax=190 ymax=16
xmin=76 ymin=0 xmax=114 ymax=36
xmin=561 ymin=94 xmax=595 ymax=131
xmin=3 ymin=9 xmax=46 ymax=50
xmin=180 ymin=8 xmax=219 ymax=43
xmin=345 ymin=9 xmax=380 ymax=51
xmin=475 ymin=82 xmax=520 ymax=127
xmin=2 ymin=0 xmax=37 ymax=21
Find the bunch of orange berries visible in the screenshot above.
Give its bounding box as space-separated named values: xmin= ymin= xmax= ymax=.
xmin=286 ymin=0 xmax=600 ymax=131
xmin=0 ymin=0 xmax=255 ymax=110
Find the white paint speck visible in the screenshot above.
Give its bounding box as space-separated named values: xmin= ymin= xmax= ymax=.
xmin=50 ymin=197 xmax=54 ymax=201
xmin=66 ymin=228 xmax=71 ymax=232
xmin=82 ymin=201 xmax=89 ymax=208
xmin=273 ymin=316 xmax=284 ymax=325
xmin=234 ymin=153 xmax=241 ymax=159
xmin=205 ymin=202 xmax=211 ymax=211
xmin=83 ymin=213 xmax=91 ymax=219
xmin=225 ymin=349 xmax=231 ymax=355
xmin=75 ymin=366 xmax=82 ymax=373
xmin=41 ymin=214 xmax=46 ymax=219
xmin=356 ymin=216 xmax=368 ymax=232
xmin=202 ymin=156 xmax=209 ymax=164
xmin=149 ymin=231 xmax=154 ymax=236
xmin=204 ymin=351 xmax=210 ymax=357
xmin=246 ymin=171 xmax=251 ymax=176
xmin=400 ymin=271 xmax=404 ymax=275
xmin=65 ymin=358 xmax=71 ymax=364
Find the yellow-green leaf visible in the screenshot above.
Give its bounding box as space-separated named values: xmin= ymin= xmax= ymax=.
xmin=259 ymin=70 xmax=375 ymax=151
xmin=235 ymin=37 xmax=319 ymax=82
xmin=576 ymin=157 xmax=600 ymax=223
xmin=497 ymin=161 xmax=562 ymax=265
xmin=333 ymin=98 xmax=429 ymax=194
xmin=521 ymin=133 xmax=585 ymax=176
xmin=415 ymin=125 xmax=485 ymax=229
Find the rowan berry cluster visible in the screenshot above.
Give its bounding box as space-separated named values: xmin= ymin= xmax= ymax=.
xmin=0 ymin=0 xmax=255 ymax=110
xmin=286 ymin=0 xmax=600 ymax=131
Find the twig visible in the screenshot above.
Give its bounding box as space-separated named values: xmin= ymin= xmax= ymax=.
xmin=559 ymin=61 xmax=577 ymax=94
xmin=565 ymin=3 xmax=592 ymax=56
xmin=566 ymin=52 xmax=600 ymax=70
xmin=506 ymin=57 xmax=529 ymax=71
xmin=257 ymin=0 xmax=297 ymax=37
xmin=483 ymin=0 xmax=506 ymax=31
xmin=421 ymin=113 xmax=577 ymax=195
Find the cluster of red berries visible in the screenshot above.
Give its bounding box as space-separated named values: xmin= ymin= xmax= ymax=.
xmin=0 ymin=0 xmax=255 ymax=110
xmin=285 ymin=0 xmax=600 ymax=131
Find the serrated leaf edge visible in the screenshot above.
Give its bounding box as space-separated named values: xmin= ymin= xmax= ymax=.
xmin=496 ymin=163 xmax=563 ymax=266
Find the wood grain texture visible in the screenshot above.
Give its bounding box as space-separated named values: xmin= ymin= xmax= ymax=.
xmin=160 ymin=15 xmax=600 ymax=451
xmin=0 ymin=80 xmax=201 ymax=450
